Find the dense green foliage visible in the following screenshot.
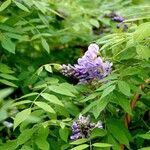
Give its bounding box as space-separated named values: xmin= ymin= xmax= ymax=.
xmin=0 ymin=0 xmax=150 ymax=150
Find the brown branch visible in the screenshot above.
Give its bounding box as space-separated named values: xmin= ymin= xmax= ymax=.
xmin=121 ymin=78 xmax=150 ymax=150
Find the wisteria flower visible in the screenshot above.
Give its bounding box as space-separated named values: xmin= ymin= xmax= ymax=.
xmin=61 ymin=43 xmax=112 ymax=84
xmin=70 ymin=115 xmax=103 ymax=140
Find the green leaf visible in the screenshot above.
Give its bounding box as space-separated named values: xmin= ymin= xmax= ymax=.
xmin=41 ymin=93 xmax=64 ymax=106
xmin=136 ymin=45 xmax=150 ymax=61
xmin=0 ymin=0 xmax=11 ymax=12
xmin=82 ymin=94 xmax=110 ymax=116
xmin=138 ymin=147 xmax=150 ymax=150
xmin=60 ymin=83 xmax=78 ymax=94
xmin=1 ymin=37 xmax=15 ymax=53
xmin=107 ymin=133 xmax=121 ymax=150
xmin=20 ymin=145 xmax=32 ymax=150
xmin=14 ymin=1 xmax=30 ymax=12
xmin=44 ymin=64 xmax=52 ymax=73
xmin=13 ymin=108 xmax=31 ymax=130
xmin=101 ymin=85 xmax=116 ymax=100
xmin=137 ymin=133 xmax=150 ymax=140
xmin=96 ymin=81 xmax=116 ymax=91
xmin=71 ymin=144 xmax=89 ymax=150
xmin=93 ymin=96 xmax=110 ymax=119
xmin=41 ymin=38 xmax=50 ymax=53
xmin=81 ymin=92 xmax=99 ymax=102
xmin=134 ymin=22 xmax=150 ymax=41
xmin=118 ymin=81 xmax=131 ymax=96
xmin=0 ymin=63 xmax=14 ymax=74
xmin=0 ymin=79 xmax=17 ymax=87
xmin=12 ymin=100 xmax=32 ymax=107
xmin=121 ymin=67 xmax=140 ymax=76
xmin=34 ymin=101 xmax=55 ymax=114
xmin=35 ymin=126 xmax=49 ymax=150
xmin=89 ymin=19 xmax=99 ymax=28
xmin=33 ymin=1 xmax=46 ymax=14
xmin=70 ymin=139 xmax=88 ymax=145
xmin=17 ymin=128 xmax=35 ymax=146
xmin=82 ymin=100 xmax=98 ymax=114
xmin=0 ymin=73 xmax=18 ymax=80
xmin=0 ymin=24 xmax=22 ymax=34
xmin=49 ymin=85 xmax=75 ymax=97
xmin=113 ymin=92 xmax=132 ymax=115
xmin=0 ymin=140 xmax=17 ymax=150
xmin=18 ymin=92 xmax=38 ymax=99
xmin=59 ymin=127 xmax=69 ymax=142
xmin=0 ymin=88 xmax=14 ymax=99
xmin=5 ymin=32 xmax=22 ymax=39
xmin=92 ymin=143 xmax=112 ymax=147
xmin=107 ymin=119 xmax=131 ymax=148
xmin=37 ymin=66 xmax=43 ymax=75
xmin=91 ymin=128 xmax=107 ymax=139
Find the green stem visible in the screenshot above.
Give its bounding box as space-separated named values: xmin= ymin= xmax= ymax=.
xmin=89 ymin=139 xmax=92 ymax=150
xmin=30 ymin=87 xmax=47 ymax=108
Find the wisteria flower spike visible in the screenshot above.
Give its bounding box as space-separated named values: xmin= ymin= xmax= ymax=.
xmin=61 ymin=43 xmax=112 ymax=84
xmin=70 ymin=115 xmax=103 ymax=140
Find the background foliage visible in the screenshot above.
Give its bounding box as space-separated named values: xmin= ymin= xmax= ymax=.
xmin=0 ymin=0 xmax=150 ymax=150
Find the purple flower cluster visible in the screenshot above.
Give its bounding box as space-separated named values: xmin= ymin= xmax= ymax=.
xmin=112 ymin=16 xmax=124 ymax=22
xmin=70 ymin=115 xmax=103 ymax=140
xmin=61 ymin=44 xmax=112 ymax=84
xmin=106 ymin=12 xmax=124 ymax=23
xmin=105 ymin=12 xmax=128 ymax=30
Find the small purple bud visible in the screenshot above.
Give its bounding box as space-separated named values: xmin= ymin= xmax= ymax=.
xmin=88 ymin=43 xmax=99 ymax=53
xmin=72 ymin=122 xmax=78 ymax=130
xmin=112 ymin=16 xmax=124 ymax=22
xmin=70 ymin=133 xmax=82 ymax=140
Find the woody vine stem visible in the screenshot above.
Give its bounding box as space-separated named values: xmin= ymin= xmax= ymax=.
xmin=121 ymin=78 xmax=150 ymax=150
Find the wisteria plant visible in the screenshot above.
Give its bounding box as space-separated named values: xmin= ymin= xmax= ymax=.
xmin=0 ymin=0 xmax=150 ymax=150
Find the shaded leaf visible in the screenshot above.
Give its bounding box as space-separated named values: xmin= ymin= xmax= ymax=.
xmin=0 ymin=79 xmax=17 ymax=87
xmin=137 ymin=133 xmax=150 ymax=140
xmin=1 ymin=37 xmax=15 ymax=53
xmin=35 ymin=126 xmax=49 ymax=150
xmin=41 ymin=38 xmax=50 ymax=53
xmin=14 ymin=1 xmax=30 ymax=12
xmin=0 ymin=73 xmax=18 ymax=80
xmin=101 ymin=85 xmax=116 ymax=100
xmin=118 ymin=81 xmax=131 ymax=96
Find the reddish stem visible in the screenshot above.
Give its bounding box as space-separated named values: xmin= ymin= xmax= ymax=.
xmin=121 ymin=79 xmax=150 ymax=150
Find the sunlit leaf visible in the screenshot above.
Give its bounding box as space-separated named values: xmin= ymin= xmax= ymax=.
xmin=0 ymin=0 xmax=11 ymax=12
xmin=13 ymin=108 xmax=31 ymax=130
xmin=34 ymin=101 xmax=55 ymax=114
